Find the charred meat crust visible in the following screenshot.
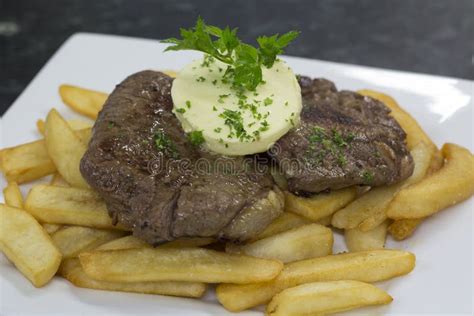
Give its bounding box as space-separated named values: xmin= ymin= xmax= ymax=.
xmin=80 ymin=70 xmax=283 ymax=245
xmin=270 ymin=76 xmax=414 ymax=194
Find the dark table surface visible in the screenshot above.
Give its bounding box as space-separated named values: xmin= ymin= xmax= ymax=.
xmin=1 ymin=0 xmax=473 ymax=115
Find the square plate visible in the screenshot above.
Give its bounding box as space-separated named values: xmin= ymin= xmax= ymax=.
xmin=1 ymin=33 xmax=473 ymax=315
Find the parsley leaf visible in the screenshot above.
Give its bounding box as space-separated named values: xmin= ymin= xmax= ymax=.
xmin=162 ymin=17 xmax=299 ymax=91
xmin=188 ymin=130 xmax=205 ymax=146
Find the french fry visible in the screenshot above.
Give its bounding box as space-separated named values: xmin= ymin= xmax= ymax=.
xmin=59 ymin=85 xmax=108 ymax=119
xmin=226 ymin=224 xmax=333 ymax=263
xmin=44 ymin=109 xmax=89 ymax=188
xmin=75 ymin=127 xmax=92 ymax=145
xmin=1 ymin=140 xmax=56 ymax=183
xmin=216 ymin=249 xmax=415 ymax=312
xmin=43 ymin=223 xmax=63 ymax=235
xmin=0 ymin=128 xmax=91 ymax=184
xmin=79 ymin=247 xmax=283 ymax=284
xmin=96 ymin=236 xmax=215 ymax=251
xmin=163 ymin=237 xmax=215 ymax=248
xmin=316 ymin=214 xmax=332 ymax=226
xmin=387 ymin=143 xmax=474 ymax=219
xmin=357 ymin=90 xmax=435 ymax=150
xmin=252 ymin=212 xmax=311 ymax=241
xmin=50 ymin=173 xmax=69 ymax=187
xmin=37 ymin=119 xmax=92 ymax=136
xmin=100 ymin=236 xmax=214 ymax=251
xmin=387 ymin=148 xmax=445 ymax=239
xmin=0 ymin=204 xmax=62 ymax=287
xmin=345 ymin=221 xmax=388 ymax=252
xmin=60 ymin=258 xmax=207 ymax=298
xmin=24 ymin=185 xmax=125 ymax=230
xmin=285 ymin=187 xmax=357 ymax=221
xmin=388 ymin=219 xmax=423 ymax=240
xmin=96 ymin=235 xmax=149 ymax=251
xmin=52 ymin=226 xmax=125 ymax=258
xmin=3 ymin=182 xmax=23 ymax=208
xmin=266 ymin=280 xmax=392 ymax=316
xmin=332 ymin=142 xmax=434 ymax=231
xmin=427 ymin=149 xmax=444 ymax=175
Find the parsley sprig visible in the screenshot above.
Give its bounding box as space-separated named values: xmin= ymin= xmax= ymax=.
xmin=162 ymin=17 xmax=299 ymax=91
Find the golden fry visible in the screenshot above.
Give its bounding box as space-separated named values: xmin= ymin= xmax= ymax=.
xmin=316 ymin=214 xmax=332 ymax=226
xmin=79 ymin=247 xmax=283 ymax=284
xmin=0 ymin=204 xmax=62 ymax=287
xmin=332 ymin=142 xmax=433 ymax=231
xmin=388 ymin=219 xmax=424 ymax=240
xmin=96 ymin=235 xmax=213 ymax=251
xmin=24 ymin=185 xmax=125 ymax=230
xmin=3 ymin=182 xmax=23 ymax=208
xmin=59 ymin=84 xmax=108 ymax=119
xmin=285 ymin=187 xmax=357 ymax=221
xmin=37 ymin=119 xmax=92 ymax=135
xmin=427 ymin=149 xmax=444 ymax=175
xmin=96 ymin=235 xmax=150 ymax=251
xmin=44 ymin=109 xmax=89 ymax=188
xmin=50 ymin=173 xmax=69 ymax=187
xmin=60 ymin=258 xmax=207 ymax=298
xmin=52 ymin=226 xmax=125 ymax=258
xmin=226 ymin=224 xmax=333 ymax=263
xmin=1 ymin=140 xmax=56 ymax=184
xmin=345 ymin=221 xmax=388 ymax=252
xmin=43 ymin=223 xmax=63 ymax=235
xmin=387 ymin=143 xmax=474 ymax=219
xmin=253 ymin=212 xmax=311 ymax=241
xmin=266 ymin=280 xmax=392 ymax=316
xmin=216 ymin=249 xmax=415 ymax=312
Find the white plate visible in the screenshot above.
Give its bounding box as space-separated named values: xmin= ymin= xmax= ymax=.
xmin=1 ymin=33 xmax=473 ymax=316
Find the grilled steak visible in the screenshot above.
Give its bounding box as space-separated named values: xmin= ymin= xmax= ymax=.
xmin=270 ymin=76 xmax=414 ymax=194
xmin=80 ymin=71 xmax=284 ymax=245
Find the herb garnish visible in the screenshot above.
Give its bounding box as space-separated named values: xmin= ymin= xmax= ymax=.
xmin=188 ymin=130 xmax=205 ymax=145
xmin=219 ymin=109 xmax=248 ymax=141
xmin=154 ymin=131 xmax=179 ymax=158
xmin=162 ymin=17 xmax=299 ymax=92
xmin=176 ymin=108 xmax=186 ymax=113
xmin=305 ymin=126 xmax=354 ymax=167
xmin=362 ymin=170 xmax=374 ymax=184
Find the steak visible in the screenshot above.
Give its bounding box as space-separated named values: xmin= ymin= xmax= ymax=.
xmin=80 ymin=71 xmax=284 ymax=245
xmin=270 ymin=76 xmax=414 ymax=194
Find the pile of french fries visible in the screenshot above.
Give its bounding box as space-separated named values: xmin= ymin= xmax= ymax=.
xmin=1 ymin=73 xmax=473 ymax=315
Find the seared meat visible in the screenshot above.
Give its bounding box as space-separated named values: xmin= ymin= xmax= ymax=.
xmin=80 ymin=71 xmax=284 ymax=245
xmin=270 ymin=76 xmax=414 ymax=194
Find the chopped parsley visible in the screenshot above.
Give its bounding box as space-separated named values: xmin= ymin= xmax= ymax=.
xmin=263 ymin=97 xmax=273 ymax=106
xmin=219 ymin=109 xmax=248 ymax=141
xmin=305 ymin=126 xmax=354 ymax=167
xmin=154 ymin=131 xmax=179 ymax=158
xmin=362 ymin=170 xmax=375 ymax=184
xmin=196 ymin=76 xmax=206 ymax=82
xmin=188 ymin=130 xmax=205 ymax=145
xmin=214 ymin=127 xmax=222 ymax=133
xmin=218 ymin=94 xmax=230 ymax=104
xmin=176 ymin=108 xmax=186 ymax=113
xmin=185 ymin=100 xmax=192 ymax=108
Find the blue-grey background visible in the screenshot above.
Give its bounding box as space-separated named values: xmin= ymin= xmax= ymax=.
xmin=1 ymin=0 xmax=473 ymax=115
